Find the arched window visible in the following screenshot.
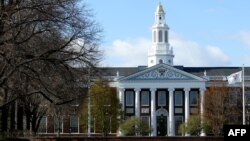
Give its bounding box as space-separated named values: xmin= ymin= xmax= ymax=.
xmin=165 ymin=31 xmax=168 ymax=43
xmin=159 ymin=59 xmax=163 ymax=64
xmin=159 ymin=30 xmax=163 ymax=42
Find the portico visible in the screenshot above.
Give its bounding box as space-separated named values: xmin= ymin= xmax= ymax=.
xmin=118 ymin=63 xmax=206 ymax=136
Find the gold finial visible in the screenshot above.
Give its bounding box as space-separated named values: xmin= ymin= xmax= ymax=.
xmin=157 ymin=3 xmax=164 ymax=13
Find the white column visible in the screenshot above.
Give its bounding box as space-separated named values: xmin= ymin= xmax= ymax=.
xmin=135 ymin=88 xmax=141 ymax=118
xmin=200 ymin=88 xmax=206 ymax=136
xmin=168 ymin=88 xmax=174 ymax=136
xmin=119 ymin=88 xmax=125 ymax=111
xmin=184 ymin=88 xmax=190 ymax=136
xmin=150 ymin=88 xmax=157 ymax=136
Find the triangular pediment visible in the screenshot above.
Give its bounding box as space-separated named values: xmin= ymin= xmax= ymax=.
xmin=119 ymin=63 xmax=206 ymax=82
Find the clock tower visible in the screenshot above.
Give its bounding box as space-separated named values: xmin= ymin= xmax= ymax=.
xmin=148 ymin=4 xmax=174 ymax=67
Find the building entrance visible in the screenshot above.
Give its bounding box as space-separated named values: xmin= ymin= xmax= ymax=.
xmin=157 ymin=114 xmax=168 ymax=136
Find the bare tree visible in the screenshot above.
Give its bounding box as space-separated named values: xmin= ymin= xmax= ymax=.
xmin=0 ymin=0 xmax=102 ymax=134
xmin=204 ymin=83 xmax=241 ymax=136
xmin=81 ymin=80 xmax=119 ymax=135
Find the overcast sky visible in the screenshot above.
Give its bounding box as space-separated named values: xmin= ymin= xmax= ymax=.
xmin=85 ymin=0 xmax=250 ymax=67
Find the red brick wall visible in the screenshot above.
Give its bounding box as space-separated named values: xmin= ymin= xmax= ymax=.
xmin=63 ymin=116 xmax=70 ymax=133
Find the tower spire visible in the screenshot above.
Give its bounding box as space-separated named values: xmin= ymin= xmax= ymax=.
xmin=148 ymin=4 xmax=174 ymax=67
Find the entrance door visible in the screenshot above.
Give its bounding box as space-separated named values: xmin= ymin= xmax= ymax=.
xmin=157 ymin=114 xmax=168 ymax=136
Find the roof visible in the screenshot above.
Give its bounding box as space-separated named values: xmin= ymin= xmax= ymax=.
xmin=119 ymin=63 xmax=206 ymax=82
xmin=97 ymin=66 xmax=250 ymax=78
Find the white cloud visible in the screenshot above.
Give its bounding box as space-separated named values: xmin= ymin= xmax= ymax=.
xmin=101 ymin=33 xmax=231 ymax=67
xmin=101 ymin=38 xmax=150 ymax=67
xmin=171 ymin=32 xmax=231 ymax=66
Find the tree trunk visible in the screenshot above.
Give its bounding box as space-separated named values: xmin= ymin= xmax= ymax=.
xmin=10 ymin=102 xmax=16 ymax=131
xmin=1 ymin=106 xmax=8 ymax=132
xmin=25 ymin=113 xmax=31 ymax=131
xmin=17 ymin=106 xmax=23 ymax=130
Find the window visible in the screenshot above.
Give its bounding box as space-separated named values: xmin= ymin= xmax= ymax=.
xmin=174 ymin=108 xmax=183 ymax=114
xmin=158 ymin=30 xmax=163 ymax=42
xmin=141 ymin=91 xmax=150 ymax=106
xmin=165 ymin=31 xmax=168 ymax=43
xmin=141 ymin=108 xmax=150 ymax=114
xmin=54 ymin=117 xmax=63 ymax=133
xmin=245 ymin=92 xmax=250 ymax=106
xmin=175 ymin=116 xmax=183 ymax=136
xmin=141 ymin=116 xmax=150 ymax=125
xmin=168 ymin=60 xmax=171 ymax=64
xmin=38 ymin=116 xmax=47 ymax=133
xmin=125 ymin=91 xmax=134 ymax=106
xmin=159 ymin=59 xmax=163 ymax=64
xmin=246 ymin=108 xmax=250 ymax=125
xmin=126 ymin=108 xmax=134 ymax=114
xmin=141 ymin=116 xmax=150 ymax=136
xmin=190 ymin=91 xmax=198 ymax=106
xmin=158 ymin=91 xmax=166 ymax=106
xmin=175 ymin=91 xmax=183 ymax=106
xmin=229 ymin=91 xmax=237 ymax=105
xmin=70 ymin=116 xmax=79 ymax=133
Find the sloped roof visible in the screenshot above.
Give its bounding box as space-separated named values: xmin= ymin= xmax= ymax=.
xmin=119 ymin=63 xmax=206 ymax=82
xmin=97 ymin=66 xmax=250 ymax=78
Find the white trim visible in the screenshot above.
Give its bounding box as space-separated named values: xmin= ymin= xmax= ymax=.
xmin=119 ymin=63 xmax=207 ymax=82
xmin=156 ymin=107 xmax=169 ymax=116
xmin=119 ymin=81 xmax=206 ymax=90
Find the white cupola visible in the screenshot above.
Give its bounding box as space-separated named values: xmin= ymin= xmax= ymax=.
xmin=148 ymin=4 xmax=174 ymax=67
